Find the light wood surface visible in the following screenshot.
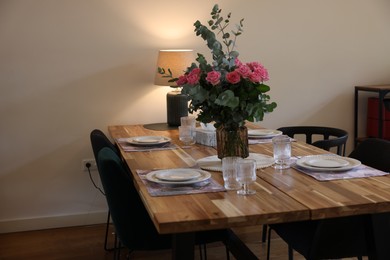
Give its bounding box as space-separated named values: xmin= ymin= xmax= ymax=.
xmin=108 ymin=123 xmax=390 ymax=259
xmin=108 ymin=124 xmax=390 ymax=229
xmin=108 ymin=124 xmax=309 ymax=234
xmin=250 ymin=142 xmax=390 ymax=220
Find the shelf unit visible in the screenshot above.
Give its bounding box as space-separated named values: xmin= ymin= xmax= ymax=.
xmin=354 ymin=85 xmax=390 ymax=147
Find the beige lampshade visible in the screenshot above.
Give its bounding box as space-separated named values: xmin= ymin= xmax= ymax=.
xmin=154 ymin=49 xmax=194 ymax=87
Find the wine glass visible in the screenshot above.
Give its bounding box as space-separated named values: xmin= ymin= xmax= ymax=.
xmin=235 ymin=159 xmax=257 ymax=195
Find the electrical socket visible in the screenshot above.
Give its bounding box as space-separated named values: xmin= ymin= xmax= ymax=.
xmin=82 ymin=159 xmax=97 ymax=171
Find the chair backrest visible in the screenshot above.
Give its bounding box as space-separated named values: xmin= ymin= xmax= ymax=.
xmin=277 ymin=126 xmax=348 ymax=155
xmin=90 ymin=129 xmax=119 ymax=168
xmin=349 ymin=138 xmax=390 ymax=172
xmin=310 ymin=215 xmax=369 ymax=259
xmin=97 ymin=147 xmax=171 ymax=251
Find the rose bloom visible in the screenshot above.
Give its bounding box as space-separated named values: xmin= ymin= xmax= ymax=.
xmin=176 ymin=75 xmax=188 ymax=86
xmin=247 ymin=62 xmax=269 ymax=82
xmin=226 ymin=71 xmax=241 ymax=84
xmin=206 ymin=70 xmax=221 ymax=85
xmin=235 ymin=58 xmax=243 ymax=67
xmin=236 ymin=64 xmax=252 ymax=78
xmin=186 ymin=68 xmax=201 ymax=85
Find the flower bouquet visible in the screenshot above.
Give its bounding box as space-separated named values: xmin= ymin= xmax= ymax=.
xmin=160 ymin=4 xmax=277 ymax=157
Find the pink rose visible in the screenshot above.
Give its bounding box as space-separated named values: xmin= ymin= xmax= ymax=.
xmin=206 ymin=70 xmax=221 ymax=85
xmin=235 ymin=58 xmax=243 ymax=67
xmin=186 ymin=68 xmax=201 ymax=85
xmin=247 ymin=62 xmax=269 ymax=82
xmin=236 ymin=64 xmax=252 ymax=78
xmin=176 ymin=75 xmax=188 ymax=86
xmin=249 ymin=71 xmax=262 ymax=83
xmin=226 ymin=71 xmax=241 ymax=84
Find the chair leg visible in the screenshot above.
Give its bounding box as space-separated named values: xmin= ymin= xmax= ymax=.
xmin=104 ymin=210 xmax=116 ymax=251
xmin=266 ymin=226 xmax=272 ymax=260
xmin=225 ymin=246 xmax=230 ymax=260
xmin=288 ymin=245 xmax=294 ymax=260
xmin=199 ymin=244 xmax=203 ymax=260
xmin=262 ymin=225 xmax=268 ymax=242
xmin=113 ymin=237 xmax=120 ymax=260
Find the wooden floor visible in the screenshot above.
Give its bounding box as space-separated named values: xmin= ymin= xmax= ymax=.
xmin=0 ymin=223 xmax=363 ymax=260
xmin=0 ymin=224 xmax=299 ymax=260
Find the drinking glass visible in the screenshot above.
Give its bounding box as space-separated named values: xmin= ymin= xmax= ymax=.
xmin=235 ymin=159 xmax=257 ymax=195
xmin=222 ymin=157 xmax=241 ymax=190
xmin=179 ymin=126 xmax=195 ymax=147
xmin=272 ymin=135 xmax=291 ymax=169
xmin=180 ymin=116 xmax=196 ymax=128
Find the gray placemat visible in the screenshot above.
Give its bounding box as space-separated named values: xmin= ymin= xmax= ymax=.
xmin=293 ymin=164 xmax=388 ymax=181
xmin=136 ymin=169 xmax=226 ymax=196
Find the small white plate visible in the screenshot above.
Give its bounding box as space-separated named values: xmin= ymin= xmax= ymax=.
xmin=196 ymin=153 xmax=275 ymax=172
xmin=127 ymin=136 xmax=171 ymax=146
xmin=248 ymin=129 xmax=282 ymax=139
xmin=146 ymin=169 xmax=211 ymax=185
xmin=296 ymin=155 xmax=361 ymax=172
xmin=155 ymin=169 xmax=201 ymax=182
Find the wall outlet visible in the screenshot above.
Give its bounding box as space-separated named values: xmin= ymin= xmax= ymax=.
xmin=82 ymin=159 xmax=97 ymax=171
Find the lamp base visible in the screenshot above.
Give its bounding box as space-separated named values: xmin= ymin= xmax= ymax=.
xmin=167 ymin=90 xmax=188 ymax=126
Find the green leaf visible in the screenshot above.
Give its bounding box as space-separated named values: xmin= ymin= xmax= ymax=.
xmin=256 ymin=84 xmax=270 ymax=92
xmin=215 ymin=90 xmax=239 ymax=109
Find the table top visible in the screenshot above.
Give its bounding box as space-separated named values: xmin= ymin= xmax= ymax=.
xmin=108 ymin=124 xmax=390 ymax=234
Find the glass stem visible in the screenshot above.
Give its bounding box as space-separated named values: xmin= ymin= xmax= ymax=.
xmin=243 ymin=183 xmax=249 ymax=193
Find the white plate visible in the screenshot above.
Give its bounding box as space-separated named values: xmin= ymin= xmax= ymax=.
xmin=154 ymin=169 xmax=201 ymax=182
xmin=146 ymin=169 xmax=211 ymax=185
xmin=296 ymin=155 xmax=361 ymax=172
xmin=127 ymin=136 xmax=171 ymax=146
xmin=196 ymin=153 xmax=275 ymax=172
xmin=305 ymin=157 xmax=349 ymax=168
xmin=248 ymin=129 xmax=282 ymax=139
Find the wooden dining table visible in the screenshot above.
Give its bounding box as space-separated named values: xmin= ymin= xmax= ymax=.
xmin=108 ymin=123 xmax=390 ymax=260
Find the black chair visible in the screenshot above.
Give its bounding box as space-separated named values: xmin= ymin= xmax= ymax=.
xmin=268 ymin=215 xmax=369 ymax=260
xmin=261 ymin=126 xmax=349 ymax=244
xmin=90 ymin=129 xmax=120 ymax=251
xmin=97 ymin=147 xmax=258 ymax=260
xmin=277 ymin=126 xmax=348 ymax=156
xmin=266 ymin=138 xmax=390 ymax=260
xmin=349 ymin=138 xmax=390 ymax=172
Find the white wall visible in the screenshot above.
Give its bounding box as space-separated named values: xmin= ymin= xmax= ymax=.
xmin=1 ymin=0 xmax=389 ymax=233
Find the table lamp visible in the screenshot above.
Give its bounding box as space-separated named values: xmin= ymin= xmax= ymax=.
xmin=154 ymin=49 xmax=194 ymax=127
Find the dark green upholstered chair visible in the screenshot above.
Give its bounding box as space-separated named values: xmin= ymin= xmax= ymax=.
xmin=90 ymin=129 xmax=120 ymax=251
xmin=349 ymin=138 xmax=390 ymax=172
xmin=97 ymin=147 xmax=258 ymax=260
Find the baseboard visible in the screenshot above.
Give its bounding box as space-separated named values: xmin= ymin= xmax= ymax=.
xmin=0 ymin=211 xmax=108 ymax=234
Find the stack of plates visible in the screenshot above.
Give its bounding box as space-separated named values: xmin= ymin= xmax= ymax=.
xmin=146 ymin=169 xmax=211 ymax=185
xmin=296 ymin=155 xmax=361 ymax=172
xmin=126 ymin=136 xmax=171 ymax=146
xmin=248 ymin=129 xmax=282 ymax=139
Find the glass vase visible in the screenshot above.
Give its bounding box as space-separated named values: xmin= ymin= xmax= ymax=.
xmin=216 ymin=125 xmax=249 ymax=159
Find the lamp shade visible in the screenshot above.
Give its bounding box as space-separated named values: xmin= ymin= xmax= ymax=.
xmin=154 ymin=50 xmax=194 ymax=87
